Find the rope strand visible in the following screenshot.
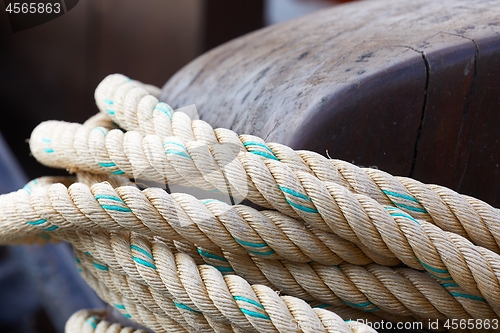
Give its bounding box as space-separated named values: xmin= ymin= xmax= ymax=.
xmin=30 ymin=116 xmax=500 ymax=258
xmin=75 ymin=245 xmax=378 ymax=333
xmin=2 ymin=73 xmax=498 ymax=332
xmin=0 ymin=179 xmax=398 ymax=266
xmin=5 ymin=175 xmax=500 ymax=317
xmin=64 ymin=228 xmax=495 ymax=321
xmin=90 ymin=74 xmax=500 ymax=254
xmin=18 ymin=154 xmax=500 ymax=315
xmin=65 ymin=309 xmax=150 ymax=333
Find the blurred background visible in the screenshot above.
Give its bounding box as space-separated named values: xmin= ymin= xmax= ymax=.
xmin=0 ymin=0 xmax=354 ymax=181
xmin=0 ymin=1 xmax=354 ymax=332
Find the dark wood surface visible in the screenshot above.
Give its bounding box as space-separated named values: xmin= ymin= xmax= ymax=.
xmin=161 ymin=0 xmax=500 ymax=208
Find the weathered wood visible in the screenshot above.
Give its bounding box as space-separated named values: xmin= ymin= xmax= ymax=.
xmin=457 ymin=36 xmax=500 ymax=206
xmin=409 ymin=33 xmax=477 ymax=188
xmin=161 ymin=0 xmax=500 ymax=207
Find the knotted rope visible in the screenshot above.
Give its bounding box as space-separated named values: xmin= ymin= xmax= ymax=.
xmin=2 ymin=74 xmax=499 ymax=332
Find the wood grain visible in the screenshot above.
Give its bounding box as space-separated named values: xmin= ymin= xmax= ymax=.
xmin=161 ymin=0 xmax=500 ymax=207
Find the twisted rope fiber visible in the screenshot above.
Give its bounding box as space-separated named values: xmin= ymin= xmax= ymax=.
xmin=5 ymin=179 xmax=470 ymax=330
xmin=73 ymin=246 xmax=378 ymax=333
xmin=23 ymin=122 xmax=481 ymax=265
xmin=26 ymin=122 xmax=500 ymax=316
xmin=71 ymin=241 xmax=464 ymax=332
xmin=30 ymin=102 xmax=500 ymax=260
xmin=0 ymin=178 xmax=394 ymax=266
xmin=6 ymin=182 xmax=386 ymax=330
xmin=66 ymin=309 xmax=149 ymax=333
xmin=74 ymin=244 xmax=361 ymax=332
xmin=2 ymin=178 xmax=496 ymax=321
xmin=92 ymin=74 xmax=500 ymax=255
xmin=75 ymin=251 xmax=238 ymax=333
xmin=74 ymin=262 xmax=324 ymax=333
xmin=26 ymin=210 xmax=379 ymax=332
xmin=67 ymin=229 xmax=409 ymax=323
xmin=6 ymin=73 xmax=498 ymax=331
xmin=0 ymin=179 xmax=423 ymax=321
xmin=62 ymin=227 xmax=495 ymax=322
xmin=72 ymin=266 xmax=191 ymax=333
xmin=74 ymin=252 xmax=374 ymax=333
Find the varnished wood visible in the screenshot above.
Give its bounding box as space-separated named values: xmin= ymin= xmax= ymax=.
xmin=161 ymin=0 xmax=500 ymax=207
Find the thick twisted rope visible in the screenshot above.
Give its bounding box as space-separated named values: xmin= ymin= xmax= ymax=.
xmin=74 ymin=266 xmax=193 ymax=332
xmin=4 ymin=179 xmax=392 ymax=331
xmin=76 ymin=262 xmax=381 ymax=333
xmin=0 ymin=180 xmax=416 ymax=317
xmin=91 ymin=74 xmax=500 ymax=254
xmin=65 ymin=309 xmax=149 ymax=333
xmin=4 ymin=73 xmax=499 ymax=332
xmin=23 ymin=137 xmax=500 ymax=316
xmin=9 ymin=176 xmax=491 ymax=326
xmin=74 ymin=244 xmax=379 ymax=333
xmin=5 ymin=169 xmax=500 ymax=320
xmin=29 ymin=115 xmax=500 ymax=259
xmin=62 ymin=228 xmax=495 ymax=321
xmin=4 ymin=176 xmax=500 ymax=321
xmin=0 ymin=178 xmax=392 ymax=266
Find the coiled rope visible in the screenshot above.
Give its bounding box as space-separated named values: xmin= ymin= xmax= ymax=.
xmin=2 ymin=74 xmax=499 ymax=332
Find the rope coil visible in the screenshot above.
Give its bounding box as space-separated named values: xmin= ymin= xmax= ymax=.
xmin=2 ymin=74 xmax=499 ymax=332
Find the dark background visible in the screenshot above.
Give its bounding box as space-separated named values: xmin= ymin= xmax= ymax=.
xmin=0 ymin=0 xmax=270 ymax=180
